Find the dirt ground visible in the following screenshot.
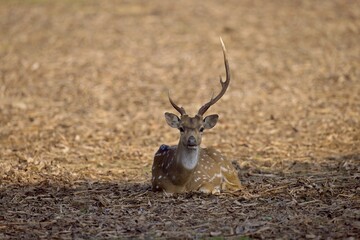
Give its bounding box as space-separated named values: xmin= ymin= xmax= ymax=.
xmin=0 ymin=0 xmax=359 ymax=239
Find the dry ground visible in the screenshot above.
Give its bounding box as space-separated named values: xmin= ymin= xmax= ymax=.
xmin=0 ymin=0 xmax=360 ymax=239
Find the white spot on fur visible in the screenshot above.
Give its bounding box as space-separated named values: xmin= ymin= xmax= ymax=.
xmin=220 ymin=166 xmax=228 ymax=172
xmin=209 ymin=173 xmax=223 ymax=182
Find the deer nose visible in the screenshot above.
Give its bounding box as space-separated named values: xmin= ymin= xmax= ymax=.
xmin=187 ymin=136 xmax=197 ymax=146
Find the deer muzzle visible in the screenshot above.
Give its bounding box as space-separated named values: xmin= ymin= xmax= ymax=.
xmin=187 ymin=136 xmax=198 ymax=149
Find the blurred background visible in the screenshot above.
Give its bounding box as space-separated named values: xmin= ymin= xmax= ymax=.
xmin=0 ymin=0 xmax=359 ymax=182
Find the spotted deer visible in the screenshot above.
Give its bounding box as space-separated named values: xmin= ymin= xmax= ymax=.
xmin=151 ymin=38 xmax=242 ymax=194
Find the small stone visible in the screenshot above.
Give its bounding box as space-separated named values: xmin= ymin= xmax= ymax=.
xmin=210 ymin=231 xmax=222 ymax=237
xmin=305 ymin=234 xmax=316 ymax=239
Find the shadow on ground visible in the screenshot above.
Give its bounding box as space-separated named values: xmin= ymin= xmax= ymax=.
xmin=1 ymin=154 xmax=359 ymax=239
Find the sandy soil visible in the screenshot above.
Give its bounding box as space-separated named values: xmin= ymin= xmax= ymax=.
xmin=0 ymin=0 xmax=359 ymax=239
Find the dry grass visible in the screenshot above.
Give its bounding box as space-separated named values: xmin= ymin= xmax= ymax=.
xmin=0 ymin=0 xmax=359 ymax=239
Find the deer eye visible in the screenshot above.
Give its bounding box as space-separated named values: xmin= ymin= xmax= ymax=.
xmin=199 ymin=127 xmax=204 ymax=133
xmin=179 ymin=127 xmax=185 ymax=133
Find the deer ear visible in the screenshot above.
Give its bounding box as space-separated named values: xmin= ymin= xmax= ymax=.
xmin=203 ymin=114 xmax=219 ymax=129
xmin=165 ymin=112 xmax=180 ymax=128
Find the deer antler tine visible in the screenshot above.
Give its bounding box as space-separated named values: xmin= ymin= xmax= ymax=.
xmin=220 ymin=36 xmax=226 ymax=53
xmin=168 ymin=90 xmax=186 ymax=115
xmin=220 ymin=37 xmax=230 ymax=87
xmin=197 ymin=37 xmax=231 ymax=116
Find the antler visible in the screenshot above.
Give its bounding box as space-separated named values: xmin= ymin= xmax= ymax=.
xmin=197 ymin=37 xmax=230 ymax=116
xmin=168 ymin=91 xmax=186 ymax=115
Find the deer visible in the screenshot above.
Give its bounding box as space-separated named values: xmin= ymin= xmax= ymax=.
xmin=151 ymin=38 xmax=242 ymax=194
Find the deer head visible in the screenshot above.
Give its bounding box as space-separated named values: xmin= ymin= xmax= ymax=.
xmin=165 ymin=38 xmax=230 ymax=150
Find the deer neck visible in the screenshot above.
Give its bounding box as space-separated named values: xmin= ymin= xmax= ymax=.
xmin=167 ymin=142 xmax=199 ymax=185
xmin=176 ymin=143 xmax=199 ymax=170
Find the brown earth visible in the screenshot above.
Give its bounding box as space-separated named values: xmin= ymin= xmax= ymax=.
xmin=0 ymin=0 xmax=359 ymax=239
